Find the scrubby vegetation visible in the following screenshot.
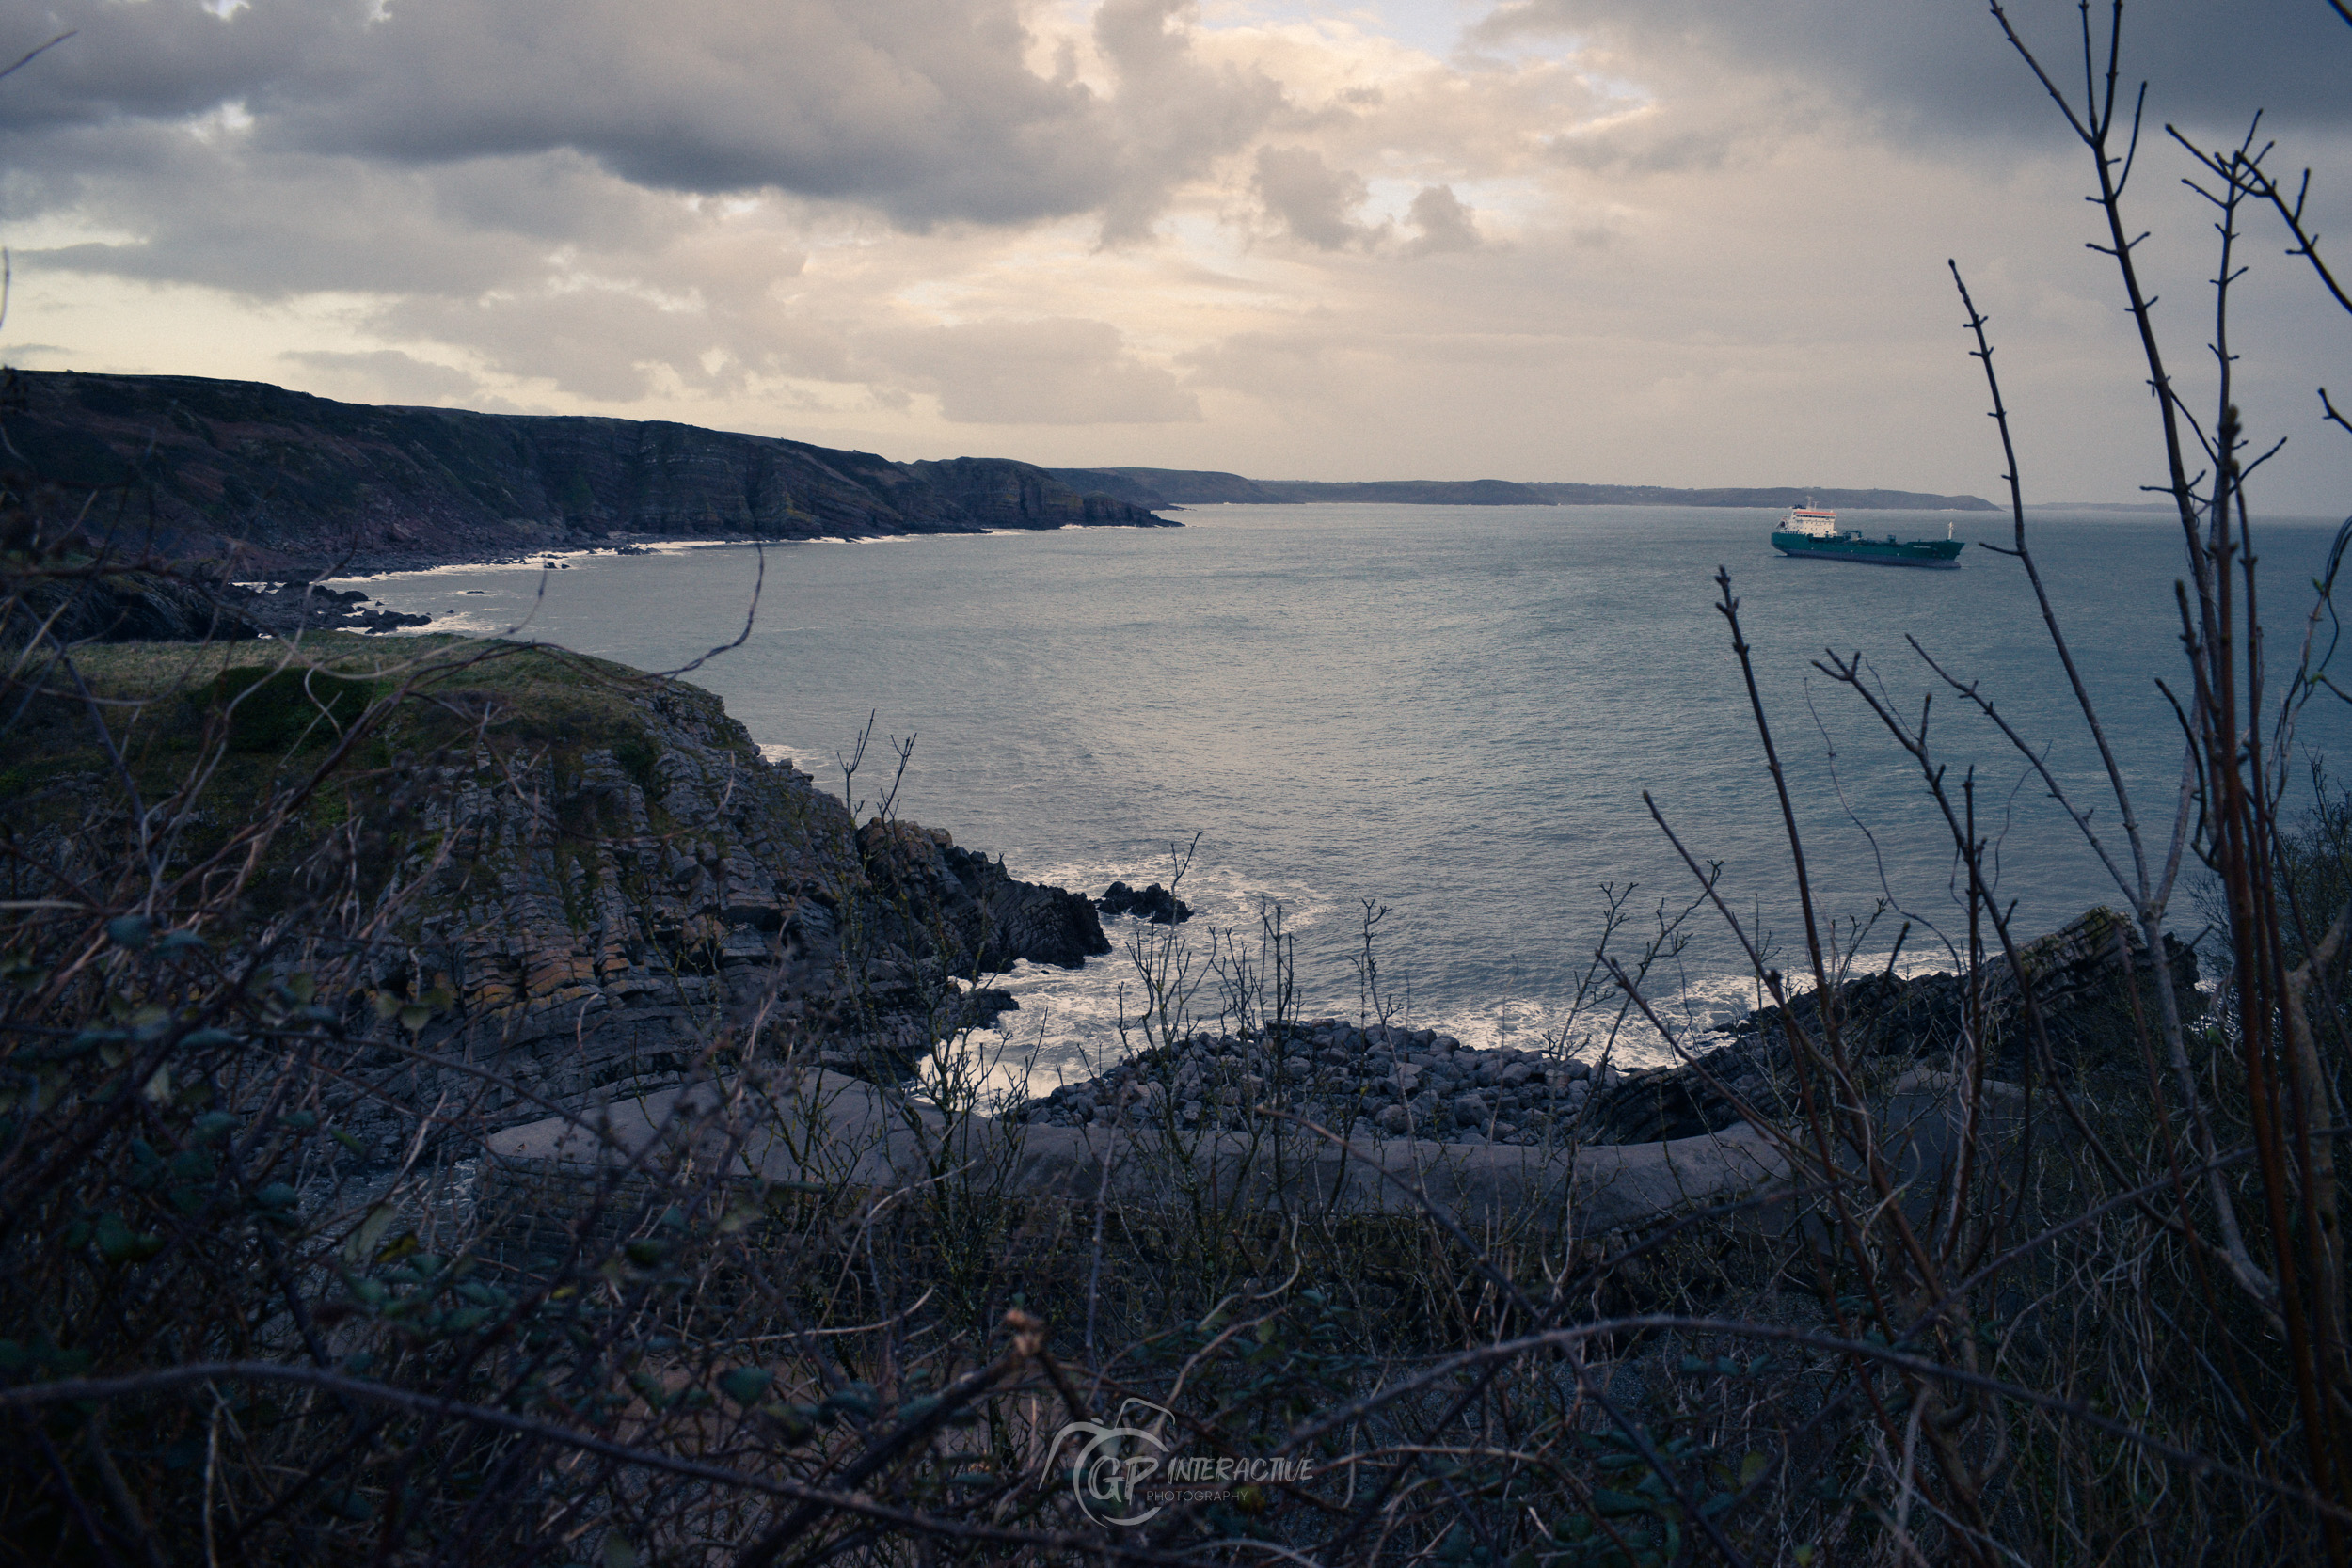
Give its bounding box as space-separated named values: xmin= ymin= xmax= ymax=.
xmin=4 ymin=6 xmax=2352 ymax=1565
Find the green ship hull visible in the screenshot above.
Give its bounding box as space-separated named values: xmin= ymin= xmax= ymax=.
xmin=1770 ymin=530 xmax=1966 ymax=569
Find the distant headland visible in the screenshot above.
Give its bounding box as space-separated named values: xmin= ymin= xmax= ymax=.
xmin=2 ymin=369 xmax=1995 ymax=576
xmin=3 ymin=371 xmax=1172 ymax=575
xmin=1051 ymin=467 xmax=1999 ymax=512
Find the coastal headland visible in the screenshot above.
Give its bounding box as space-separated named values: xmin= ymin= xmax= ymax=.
xmin=5 ymin=370 xmax=1175 ymax=578
xmin=8 ymin=371 xmax=1993 ymax=594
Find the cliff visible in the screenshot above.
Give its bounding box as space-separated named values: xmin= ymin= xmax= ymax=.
xmin=5 ymin=636 xmax=1110 ymax=1151
xmin=0 ymin=371 xmax=1173 ymax=574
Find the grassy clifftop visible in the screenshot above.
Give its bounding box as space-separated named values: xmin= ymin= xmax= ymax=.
xmin=6 ymin=633 xmax=1104 ymax=1126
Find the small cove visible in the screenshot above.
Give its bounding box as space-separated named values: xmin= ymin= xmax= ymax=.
xmin=351 ymin=503 xmax=2352 ymax=1085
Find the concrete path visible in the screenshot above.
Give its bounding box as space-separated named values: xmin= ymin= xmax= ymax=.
xmin=485 ymin=1069 xmax=1807 ymax=1237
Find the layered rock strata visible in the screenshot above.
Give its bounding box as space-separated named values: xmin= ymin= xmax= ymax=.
xmin=385 ymin=704 xmax=1107 ymax=1130
xmin=6 ymin=648 xmax=1107 ymax=1165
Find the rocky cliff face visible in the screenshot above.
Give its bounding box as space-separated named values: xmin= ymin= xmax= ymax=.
xmin=2 ymin=371 xmax=1172 ymax=573
xmin=6 ymin=641 xmax=1109 ymax=1150
xmin=902 ymin=458 xmax=1167 ymax=529
xmin=381 ymin=673 xmax=1109 ymax=1124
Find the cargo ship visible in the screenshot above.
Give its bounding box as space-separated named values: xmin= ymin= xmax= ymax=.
xmin=1770 ymin=503 xmax=1966 ymax=568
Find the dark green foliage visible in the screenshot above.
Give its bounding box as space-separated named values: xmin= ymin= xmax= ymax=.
xmin=612 ymin=734 xmax=664 ymax=798
xmin=2279 ymin=783 xmax=2352 ymax=970
xmin=208 ymin=666 xmax=379 ymax=752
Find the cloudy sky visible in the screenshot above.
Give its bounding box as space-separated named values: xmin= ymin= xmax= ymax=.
xmin=2 ymin=0 xmax=2347 ymax=509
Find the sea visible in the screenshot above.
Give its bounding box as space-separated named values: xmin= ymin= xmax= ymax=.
xmin=346 ymin=503 xmax=2352 ymax=1089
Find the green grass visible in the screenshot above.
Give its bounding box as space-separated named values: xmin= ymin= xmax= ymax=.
xmin=2 ymin=636 xmax=749 ymax=880
xmin=38 ymin=632 xmax=740 ymax=755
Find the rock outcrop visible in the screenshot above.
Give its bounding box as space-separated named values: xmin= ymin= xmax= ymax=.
xmin=1581 ymin=908 xmax=2201 ymax=1145
xmin=853 ymin=820 xmax=1111 ymax=974
xmin=2 ymin=568 xmax=445 ymax=642
xmin=1009 ymin=909 xmax=2201 ymax=1152
xmin=3 ymin=570 xmax=264 ymax=644
xmin=1095 ymin=879 xmax=1191 ymax=925
xmin=379 ymin=683 xmax=1109 ymax=1117
xmin=5 ymin=643 xmax=1107 ymax=1154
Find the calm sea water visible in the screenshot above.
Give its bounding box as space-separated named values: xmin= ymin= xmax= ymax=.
xmin=352 ymin=504 xmax=2351 ymax=1082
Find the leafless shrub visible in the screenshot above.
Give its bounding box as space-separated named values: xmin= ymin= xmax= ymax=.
xmin=5 ymin=7 xmax=2352 ymax=1565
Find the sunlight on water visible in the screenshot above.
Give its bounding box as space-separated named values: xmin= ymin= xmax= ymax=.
xmin=350 ymin=503 xmax=2351 ymax=1089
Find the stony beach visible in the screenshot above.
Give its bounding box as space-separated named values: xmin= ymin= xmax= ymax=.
xmin=1009 ymin=1016 xmax=1632 ymax=1145
xmin=1003 ymin=906 xmax=2200 ymax=1149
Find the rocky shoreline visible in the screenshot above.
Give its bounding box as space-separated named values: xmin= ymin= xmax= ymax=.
xmin=1008 ymin=907 xmax=2199 ymax=1148
xmin=1011 ymin=1020 xmax=1607 ymax=1144
xmin=9 ymin=578 xmax=2199 ymax=1169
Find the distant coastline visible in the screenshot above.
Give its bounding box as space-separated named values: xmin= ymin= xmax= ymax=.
xmin=6 ymin=369 xmax=2010 ymax=581
xmin=1049 ymin=466 xmax=1998 ymax=513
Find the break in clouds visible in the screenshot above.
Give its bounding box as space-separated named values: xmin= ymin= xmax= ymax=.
xmin=0 ymin=0 xmax=2347 ymax=506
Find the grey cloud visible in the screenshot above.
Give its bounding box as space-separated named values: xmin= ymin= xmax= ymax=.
xmin=873 ymin=318 xmax=1200 ymax=423
xmin=0 ymin=0 xmax=1316 ymax=260
xmin=376 ymin=286 xmax=851 ymax=404
xmin=423 ymin=151 xmax=686 ymax=248
xmin=0 ymin=5 xmax=335 ymax=133
xmin=0 ymin=1 xmax=1125 ymax=230
xmin=1091 ymin=0 xmax=1286 ymax=242
xmin=283 ymin=0 xmax=1123 ymax=227
xmin=1405 ymin=185 xmax=1478 ymax=255
xmin=14 ymin=130 xmax=564 ymax=298
xmin=1476 ymin=0 xmax=2352 ymax=142
xmin=1254 ymin=146 xmax=1375 ymax=250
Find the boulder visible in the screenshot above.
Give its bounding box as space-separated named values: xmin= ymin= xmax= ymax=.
xmin=1579 ymin=907 xmax=2202 ymax=1145
xmin=1095 ymin=879 xmax=1193 ymax=925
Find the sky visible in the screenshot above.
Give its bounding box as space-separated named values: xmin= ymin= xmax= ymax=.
xmin=1 ymin=1 xmax=2347 ymax=510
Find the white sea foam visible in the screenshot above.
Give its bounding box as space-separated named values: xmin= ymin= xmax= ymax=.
xmin=345 ymin=502 xmax=2340 ymax=1103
